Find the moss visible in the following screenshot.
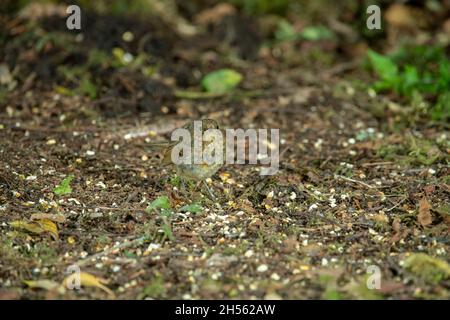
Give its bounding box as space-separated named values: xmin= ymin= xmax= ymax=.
xmin=377 ymin=137 xmax=444 ymax=166
xmin=138 ymin=274 xmax=166 ymax=299
xmin=403 ymin=253 xmax=450 ymax=285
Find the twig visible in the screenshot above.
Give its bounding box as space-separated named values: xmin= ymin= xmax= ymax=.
xmin=335 ymin=175 xmax=376 ymax=189
xmin=76 ymin=235 xmax=149 ymax=267
xmin=174 ymin=89 xmax=265 ymax=100
xmin=386 ymin=197 xmax=407 ymax=212
xmin=322 ymin=59 xmax=362 ymax=78
xmin=361 ymin=161 xmax=395 ymax=167
xmin=174 ymin=87 xmax=309 ymax=100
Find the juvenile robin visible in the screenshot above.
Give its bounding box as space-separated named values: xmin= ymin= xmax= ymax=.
xmin=148 ymin=119 xmax=225 ymax=199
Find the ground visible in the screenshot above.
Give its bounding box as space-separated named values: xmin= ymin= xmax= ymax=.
xmin=0 ymin=2 xmax=449 ymax=300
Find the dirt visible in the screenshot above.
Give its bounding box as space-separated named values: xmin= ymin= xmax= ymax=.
xmin=0 ymin=5 xmax=449 ymax=300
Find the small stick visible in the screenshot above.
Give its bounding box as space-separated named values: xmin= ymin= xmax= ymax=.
xmin=386 ymin=197 xmax=407 ymax=212
xmin=76 ymin=235 xmax=148 ymax=267
xmin=203 ymin=180 xmax=216 ymax=201
xmin=361 ymin=161 xmax=395 ymax=167
xmin=335 ymin=175 xmax=375 ymax=189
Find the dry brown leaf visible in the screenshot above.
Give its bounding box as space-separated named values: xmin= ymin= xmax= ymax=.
xmin=418 ymin=197 xmax=432 ymax=227
xmin=371 ymin=212 xmax=389 ymax=224
xmin=281 ymin=236 xmax=299 ymax=254
xmin=385 ymin=4 xmax=430 ymax=29
xmin=62 ymin=272 xmax=114 ymax=297
xmin=392 ymin=218 xmax=401 ymax=233
xmin=385 ymin=4 xmax=416 ymax=28
xmin=194 ymin=3 xmax=236 ymax=25
xmin=423 ymin=185 xmax=435 ymax=197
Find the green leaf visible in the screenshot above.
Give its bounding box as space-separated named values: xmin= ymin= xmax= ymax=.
xmin=299 ymin=26 xmax=334 ymax=41
xmin=201 ymin=69 xmax=243 ymax=94
xmin=53 ymin=175 xmax=74 ymax=196
xmin=77 ymin=76 xmax=97 ymax=99
xmin=275 ymin=20 xmax=297 ymax=42
xmin=180 ymin=203 xmax=203 ymax=214
xmin=146 ymin=196 xmax=171 ymax=212
xmin=162 ymin=224 xmax=174 ymax=241
xmin=367 ymin=50 xmax=398 ymax=81
xmin=398 ymin=65 xmax=420 ymax=97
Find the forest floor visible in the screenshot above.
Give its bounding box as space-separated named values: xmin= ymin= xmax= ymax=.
xmin=0 ymin=4 xmax=449 ymax=299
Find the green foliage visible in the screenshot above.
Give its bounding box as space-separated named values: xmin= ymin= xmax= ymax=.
xmin=53 ymin=174 xmax=74 ymax=196
xmin=404 ymin=253 xmax=450 ymax=285
xmin=201 ymin=69 xmax=243 ymax=94
xmin=146 ymin=195 xmax=171 ymax=211
xmin=180 ymin=203 xmax=203 ymax=214
xmin=0 ymin=0 xmax=31 ymax=14
xmin=146 ymin=195 xmax=172 ymax=217
xmin=367 ymin=47 xmax=450 ymax=121
xmin=77 ymin=76 xmax=98 ymax=99
xmin=56 ymin=66 xmax=98 ymax=99
xmin=111 ymin=47 xmax=147 ymax=69
xmin=168 ymin=175 xmax=181 ymax=187
xmin=274 ymin=20 xmax=297 ymax=42
xmin=377 ymin=137 xmax=443 ymax=166
xmin=232 ymin=0 xmax=290 ymax=15
xmin=146 ymin=196 xmax=174 ymax=241
xmin=161 ymin=224 xmax=174 ymax=241
xmin=300 ymin=26 xmax=335 ymax=41
xmin=275 ymin=20 xmax=335 ymax=42
xmin=139 ymin=274 xmax=166 ymax=299
xmin=35 ymin=31 xmax=75 ymax=53
xmin=87 ymin=49 xmax=110 ymax=68
xmin=367 ymin=50 xmax=398 ymax=82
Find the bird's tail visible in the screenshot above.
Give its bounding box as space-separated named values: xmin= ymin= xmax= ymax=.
xmin=146 ymin=141 xmax=174 ymax=151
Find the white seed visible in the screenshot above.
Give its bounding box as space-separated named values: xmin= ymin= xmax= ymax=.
xmin=257 ymin=264 xmax=268 ymax=273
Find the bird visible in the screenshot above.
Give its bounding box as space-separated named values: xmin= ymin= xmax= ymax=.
xmin=148 ymin=119 xmax=225 ymax=199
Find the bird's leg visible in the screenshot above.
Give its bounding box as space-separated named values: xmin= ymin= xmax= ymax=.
xmin=203 ymin=180 xmax=216 ymax=201
xmin=181 ymin=178 xmax=187 ymax=194
xmin=174 ymin=178 xmax=189 ymax=200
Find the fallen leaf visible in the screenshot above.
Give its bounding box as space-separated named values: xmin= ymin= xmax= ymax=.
xmin=146 ymin=195 xmax=171 ymax=212
xmin=392 ymin=218 xmax=401 ymax=233
xmin=201 ymin=69 xmax=242 ymax=94
xmin=385 ymin=4 xmax=417 ymax=29
xmin=417 ymin=197 xmax=432 ymax=227
xmin=281 ymin=236 xmax=299 ymax=254
xmin=23 ymin=279 xmax=60 ymax=291
xmin=179 ymin=203 xmax=203 ymax=214
xmin=378 ymin=281 xmax=405 ymax=295
xmin=62 ymin=272 xmax=114 ymax=297
xmin=37 ymin=219 xmax=59 ymax=240
xmin=194 ymin=3 xmax=236 ymax=25
xmin=423 ymin=185 xmax=435 ymax=197
xmin=9 ymin=219 xmax=59 ymax=240
xmin=371 ymin=212 xmax=389 ymax=224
